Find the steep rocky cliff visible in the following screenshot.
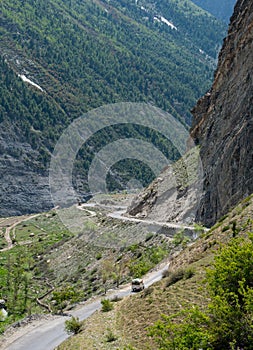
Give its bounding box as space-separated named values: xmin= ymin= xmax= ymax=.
xmin=191 ymin=0 xmax=253 ymax=226
xmin=127 ymin=0 xmax=253 ymax=228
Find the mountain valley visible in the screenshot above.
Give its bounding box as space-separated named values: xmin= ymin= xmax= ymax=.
xmin=1 ymin=0 xmax=253 ymax=349
xmin=0 ymin=0 xmax=226 ymax=216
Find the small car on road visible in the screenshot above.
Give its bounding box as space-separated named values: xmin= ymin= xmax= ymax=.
xmin=131 ymin=278 xmax=145 ymax=292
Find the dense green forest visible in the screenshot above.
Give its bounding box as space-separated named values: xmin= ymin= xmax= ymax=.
xmin=0 ymin=0 xmax=226 ymax=200
xmin=0 ymin=58 xmax=67 ymax=156
xmin=0 ymin=0 xmax=225 ymax=120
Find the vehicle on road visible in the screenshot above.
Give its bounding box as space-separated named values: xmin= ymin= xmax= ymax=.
xmin=131 ymin=278 xmax=145 ymax=292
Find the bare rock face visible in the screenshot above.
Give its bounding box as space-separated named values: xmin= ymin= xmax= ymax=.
xmin=0 ymin=122 xmax=52 ymax=217
xmin=191 ymin=0 xmax=253 ymax=226
xmin=127 ymin=148 xmax=202 ymax=225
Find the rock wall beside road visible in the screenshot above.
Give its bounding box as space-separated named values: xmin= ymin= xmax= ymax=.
xmin=191 ymin=0 xmax=253 ymax=226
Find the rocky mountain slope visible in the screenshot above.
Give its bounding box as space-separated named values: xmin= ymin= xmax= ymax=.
xmin=191 ymin=0 xmax=253 ymax=226
xmin=128 ymin=0 xmax=253 ymax=228
xmin=0 ymin=0 xmax=226 ymax=216
xmin=126 ymin=147 xmax=202 ymax=224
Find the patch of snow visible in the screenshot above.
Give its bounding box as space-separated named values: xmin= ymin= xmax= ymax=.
xmin=141 ymin=6 xmax=148 ymax=12
xmin=160 ymin=16 xmax=177 ymax=30
xmin=18 ymin=74 xmax=43 ymax=92
xmin=154 ymin=16 xmax=161 ymax=23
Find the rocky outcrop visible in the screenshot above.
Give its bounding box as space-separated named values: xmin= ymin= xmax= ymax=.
xmin=0 ymin=122 xmax=52 ymax=217
xmin=127 ymin=148 xmax=202 ymax=225
xmin=191 ymin=0 xmax=253 ymax=226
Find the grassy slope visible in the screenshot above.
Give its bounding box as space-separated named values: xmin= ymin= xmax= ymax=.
xmin=57 ymin=194 xmax=253 ymax=349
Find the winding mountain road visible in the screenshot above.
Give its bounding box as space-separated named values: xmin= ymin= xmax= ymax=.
xmin=3 ymin=260 xmax=168 ymax=350
xmin=81 ymin=202 xmax=200 ymax=232
xmin=108 ymin=209 xmax=196 ymax=231
xmin=3 ymin=203 xmax=202 ymax=349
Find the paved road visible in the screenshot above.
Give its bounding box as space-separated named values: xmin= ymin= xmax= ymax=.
xmin=4 ymin=203 xmax=201 ymax=350
xmin=108 ymin=209 xmax=196 ymax=231
xmin=81 ymin=202 xmax=200 ymax=232
xmin=4 ymin=261 xmax=167 ymax=350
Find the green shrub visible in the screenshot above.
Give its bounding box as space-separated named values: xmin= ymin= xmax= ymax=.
xmin=172 ymin=230 xmax=185 ymax=246
xmin=129 ymin=260 xmax=152 ymax=278
xmin=105 ymin=328 xmax=117 ymax=342
xmin=65 ymin=316 xmax=82 ymax=334
xmin=128 ymin=244 xmax=139 ymax=253
xmin=149 ymin=307 xmax=212 ymax=349
xmin=0 ymin=309 xmax=6 ymax=322
xmin=193 ymin=223 xmax=206 ymax=235
xmin=204 ymin=234 xmax=253 ymax=348
xmin=52 ymin=286 xmax=83 ymax=311
xmin=148 ymin=246 xmax=167 ymax=265
xmin=96 ymin=253 xmax=102 ymax=260
xmin=183 ymin=267 xmax=195 ymax=280
xmin=231 ymin=221 xmax=239 ymax=237
xmin=101 ymin=299 xmax=114 ymax=312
